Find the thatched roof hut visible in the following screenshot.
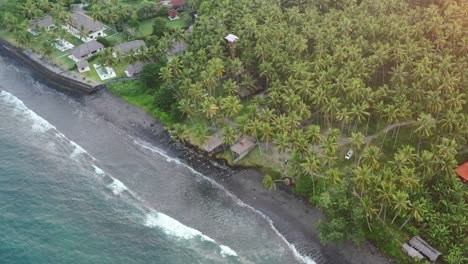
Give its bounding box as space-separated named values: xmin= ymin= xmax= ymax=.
xmin=409 ymin=236 xmax=442 ymax=262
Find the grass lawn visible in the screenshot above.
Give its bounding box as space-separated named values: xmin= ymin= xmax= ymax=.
xmin=135 ymin=15 xmax=187 ymax=38
xmin=105 ymin=33 xmax=127 ymax=46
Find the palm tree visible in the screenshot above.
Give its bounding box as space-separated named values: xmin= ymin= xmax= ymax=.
xmin=178 ymin=99 xmax=196 ymax=120
xmin=391 ymin=190 xmax=410 ymax=224
xmin=222 ymin=126 xmax=237 ymax=150
xmin=349 ymin=132 xmax=365 ymax=164
xmin=200 ymin=97 xmax=219 ymax=123
xmin=414 ymin=113 xmax=436 ymax=151
xmin=359 ymin=146 xmax=382 ymax=171
xmin=305 ymin=125 xmax=321 ymax=146
xmin=21 ymin=0 xmax=38 ymax=20
xmin=273 ymin=132 xmax=290 ymax=155
xmin=220 ymin=96 xmax=242 ymax=119
xmin=301 ymin=153 xmax=322 ymax=196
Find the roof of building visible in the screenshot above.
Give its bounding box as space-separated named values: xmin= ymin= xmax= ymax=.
xmin=402 ymin=243 xmax=424 ymax=260
xmin=69 ymin=11 xmax=103 ymax=33
xmin=32 ymin=15 xmax=54 ymax=28
xmin=225 ymin=34 xmax=239 ymax=42
xmin=71 ymin=40 xmax=104 ymax=58
xmin=231 ymin=136 xmax=256 ymax=156
xmin=455 ymin=162 xmax=468 ymax=181
xmin=409 ymin=236 xmax=442 ymax=262
xmin=125 ymin=62 xmax=146 ymax=76
xmin=76 ymin=60 xmax=89 ymax=68
xmin=169 ymin=0 xmax=184 ymax=7
xmin=202 ymin=131 xmax=224 ymax=153
xmin=114 ymin=40 xmax=146 ymax=55
xmin=168 ymin=9 xmax=179 ymax=17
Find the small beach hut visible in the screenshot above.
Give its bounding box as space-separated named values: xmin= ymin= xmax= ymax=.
xmin=231 ymin=136 xmax=256 ymax=162
xmin=202 ymin=131 xmax=224 ymax=155
xmin=408 ymin=236 xmax=442 ymax=262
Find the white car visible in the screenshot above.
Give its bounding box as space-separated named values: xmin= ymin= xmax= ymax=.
xmin=345 ymin=149 xmax=353 ymax=160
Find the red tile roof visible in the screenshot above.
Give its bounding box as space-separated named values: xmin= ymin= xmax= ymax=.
xmin=169 ymin=0 xmax=184 ymax=7
xmin=455 ymin=162 xmax=468 ymax=181
xmin=168 ymin=9 xmax=179 ymax=18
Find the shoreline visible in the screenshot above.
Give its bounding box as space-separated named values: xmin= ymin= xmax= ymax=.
xmin=0 ymin=43 xmax=393 ymax=263
xmin=84 ymin=90 xmax=393 ymax=264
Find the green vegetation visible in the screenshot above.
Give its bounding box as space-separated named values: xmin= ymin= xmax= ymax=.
xmin=1 ymin=0 xmax=466 ymax=262
xmin=160 ymin=0 xmax=467 ymax=262
xmin=0 ymin=0 xmax=188 ymax=83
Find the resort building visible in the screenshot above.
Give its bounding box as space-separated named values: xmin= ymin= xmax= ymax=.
xmin=125 ymin=62 xmax=146 ymax=77
xmin=113 ymin=40 xmax=146 ymax=57
xmin=66 ymin=11 xmax=105 ymax=42
xmin=77 ymin=60 xmax=90 ymax=73
xmin=28 ymin=16 xmax=55 ymax=36
xmin=69 ymin=40 xmax=104 ymax=62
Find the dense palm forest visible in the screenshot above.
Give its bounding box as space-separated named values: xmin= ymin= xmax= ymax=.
xmin=160 ymin=0 xmax=468 ymax=262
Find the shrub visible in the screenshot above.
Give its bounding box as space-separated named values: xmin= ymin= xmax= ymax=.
xmin=293 ymin=174 xmax=313 ymax=196
xmin=96 ymin=37 xmax=111 ymax=47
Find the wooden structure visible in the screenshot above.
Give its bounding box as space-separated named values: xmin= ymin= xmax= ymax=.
xmin=225 ymin=34 xmax=239 ymax=60
xmin=408 ymin=236 xmax=442 ymax=262
xmin=402 ymin=243 xmax=424 ymax=260
xmin=202 ymin=131 xmax=224 ymax=155
xmin=455 ymin=161 xmax=468 ymax=184
xmin=231 ymin=136 xmax=256 ymax=163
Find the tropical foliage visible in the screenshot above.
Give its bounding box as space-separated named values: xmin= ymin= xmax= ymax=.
xmin=161 ymin=0 xmax=467 ymax=261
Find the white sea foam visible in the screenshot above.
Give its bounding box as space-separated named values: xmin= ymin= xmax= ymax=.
xmin=70 ymin=141 xmax=87 ymax=158
xmin=0 ymin=90 xmax=55 ymax=133
xmin=107 ymin=178 xmax=128 ymax=195
xmin=220 ymin=245 xmax=238 ymax=257
xmin=133 ymin=138 xmax=316 ymax=264
xmin=144 ymin=212 xmax=215 ymax=243
xmin=92 ymin=165 xmax=105 ymax=176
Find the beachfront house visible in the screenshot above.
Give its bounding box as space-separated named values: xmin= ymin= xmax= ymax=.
xmin=77 ymin=60 xmax=90 ymax=73
xmin=69 ymin=40 xmax=104 ymax=62
xmin=113 ymin=40 xmax=146 ymax=57
xmin=202 ymin=130 xmax=224 ymax=155
xmin=66 ymin=11 xmax=105 ymax=42
xmin=28 ymin=15 xmax=55 ymax=36
xmin=230 ymin=136 xmax=256 ymax=163
xmin=125 ymin=62 xmax=147 ymax=77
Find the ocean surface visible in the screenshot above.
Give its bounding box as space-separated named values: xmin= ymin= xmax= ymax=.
xmin=0 ymin=56 xmax=315 ymax=264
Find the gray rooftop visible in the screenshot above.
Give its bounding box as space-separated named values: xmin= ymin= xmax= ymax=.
xmin=33 ymin=15 xmax=54 ymax=28
xmin=71 ymin=40 xmax=104 ymax=58
xmin=202 ymin=131 xmax=224 ymax=153
xmin=125 ymin=62 xmax=146 ymax=76
xmin=114 ymin=40 xmax=146 ymax=55
xmin=231 ymin=136 xmax=256 ymax=156
xmin=409 ymin=236 xmax=442 ymax=262
xmin=77 ymin=60 xmax=89 ymax=69
xmin=69 ymin=11 xmax=103 ymax=33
